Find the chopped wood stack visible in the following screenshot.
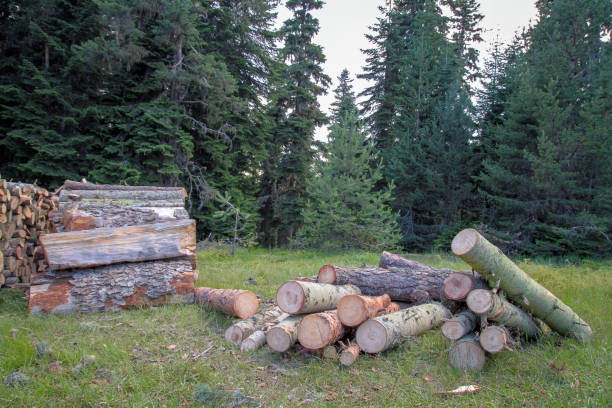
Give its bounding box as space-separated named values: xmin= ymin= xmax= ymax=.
xmin=0 ymin=180 xmax=57 ymax=286
xmin=27 ymin=180 xmax=197 ymax=314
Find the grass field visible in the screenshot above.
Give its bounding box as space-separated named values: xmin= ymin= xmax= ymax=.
xmin=0 ymin=248 xmax=610 ymax=407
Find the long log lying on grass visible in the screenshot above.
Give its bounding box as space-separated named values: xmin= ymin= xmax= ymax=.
xmin=28 ymin=258 xmax=196 ymax=314
xmin=448 ymin=333 xmax=486 ymax=372
xmin=40 ymin=219 xmax=196 ymax=271
xmin=297 ymin=310 xmax=345 ymax=350
xmin=356 ymin=303 xmax=451 ymax=353
xmin=195 ymin=287 xmax=259 ymax=319
xmin=276 ymin=281 xmax=361 ymax=314
xmin=337 ymin=294 xmax=391 ymax=327
xmin=441 ymin=309 xmax=478 ymax=341
xmin=452 ymin=229 xmax=592 ymax=342
xmin=266 ymin=316 xmax=304 ymax=352
xmin=224 ymin=306 xmax=288 ymax=346
xmin=466 ymin=289 xmax=540 ymax=339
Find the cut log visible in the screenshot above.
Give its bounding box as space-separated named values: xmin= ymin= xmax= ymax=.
xmin=448 ymin=333 xmax=486 ymax=372
xmin=337 ymin=294 xmax=391 ymax=327
xmin=195 ymin=287 xmax=259 ymax=319
xmin=443 ymin=272 xmax=489 ymax=301
xmin=297 ymin=310 xmax=345 ymax=350
xmin=322 ymin=345 xmax=338 ymax=359
xmin=276 ymin=281 xmax=360 ymax=314
xmin=266 ymin=315 xmax=304 ymax=352
xmin=224 ymin=306 xmax=288 ymax=346
xmin=441 ymin=309 xmax=478 ymax=341
xmin=355 ymin=303 xmax=451 ymax=353
xmin=452 ymin=228 xmax=592 ymax=342
xmin=59 ymin=189 xmax=185 ymax=202
xmin=28 ymin=258 xmax=196 ymax=314
xmin=339 ymin=344 xmax=360 ymax=366
xmin=479 ymin=326 xmax=513 ymax=354
xmin=240 ymin=330 xmax=267 ymax=352
xmin=466 ymin=289 xmax=540 ymax=339
xmin=62 ymin=209 xmax=98 ymax=231
xmin=63 ymin=180 xmax=186 ymax=194
xmin=40 ymin=219 xmax=196 ymax=271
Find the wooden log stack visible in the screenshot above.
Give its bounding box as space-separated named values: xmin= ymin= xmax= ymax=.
xmin=0 ymin=180 xmax=57 ymax=286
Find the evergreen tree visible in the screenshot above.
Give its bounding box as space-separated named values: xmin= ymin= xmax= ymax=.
xmin=330 ymin=68 xmax=359 ymax=126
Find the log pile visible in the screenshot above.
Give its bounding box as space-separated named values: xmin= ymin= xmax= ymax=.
xmin=0 ymin=180 xmax=57 ymax=286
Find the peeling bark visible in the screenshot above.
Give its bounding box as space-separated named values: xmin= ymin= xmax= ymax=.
xmin=276 ymin=281 xmax=361 ymax=314
xmin=224 ymin=306 xmax=288 ymax=346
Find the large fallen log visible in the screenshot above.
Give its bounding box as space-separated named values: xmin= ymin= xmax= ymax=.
xmin=355 ymin=303 xmax=451 ymax=353
xmin=441 ymin=309 xmax=478 ymax=341
xmin=40 ymin=219 xmax=196 ymax=271
xmin=63 ymin=180 xmax=186 ymax=194
xmin=266 ymin=315 xmax=304 ymax=352
xmin=297 ymin=310 xmax=345 ymax=350
xmin=448 ymin=333 xmax=486 ymax=372
xmin=28 ymin=258 xmax=196 ymax=314
xmin=452 ymin=228 xmax=591 ymax=342
xmin=337 ymin=294 xmax=391 ymax=327
xmin=276 ymin=281 xmax=360 ymax=314
xmin=224 ymin=306 xmax=288 ymax=346
xmin=59 ymin=189 xmax=186 ymax=202
xmin=195 ymin=287 xmax=259 ymax=319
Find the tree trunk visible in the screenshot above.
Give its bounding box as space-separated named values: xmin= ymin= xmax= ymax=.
xmin=479 ymin=325 xmax=514 ymax=354
xmin=28 ymin=258 xmax=196 ymax=314
xmin=355 ymin=303 xmax=451 ymax=353
xmin=448 ymin=333 xmax=486 ymax=372
xmin=59 ymin=189 xmax=185 ymax=202
xmin=452 ymin=228 xmax=592 ymax=342
xmin=40 ymin=219 xmax=196 ymax=271
xmin=63 ymin=180 xmax=186 ymax=194
xmin=224 ymin=306 xmax=289 ymax=346
xmin=443 ymin=271 xmax=488 ymax=301
xmin=297 ymin=310 xmax=345 ymax=350
xmin=195 ymin=287 xmax=259 ymax=319
xmin=337 ymin=294 xmax=391 ymax=327
xmin=276 ymin=281 xmax=360 ymax=314
xmin=339 ymin=344 xmax=360 ymax=366
xmin=240 ymin=330 xmax=267 ymax=352
xmin=466 ymin=289 xmax=540 ymax=339
xmin=441 ymin=309 xmax=478 ymax=341
xmin=266 ymin=315 xmax=304 ymax=352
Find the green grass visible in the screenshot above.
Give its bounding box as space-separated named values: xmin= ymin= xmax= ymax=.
xmin=0 ymin=248 xmax=610 ymax=407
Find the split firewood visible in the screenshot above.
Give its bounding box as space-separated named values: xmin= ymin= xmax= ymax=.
xmin=266 ymin=315 xmax=304 ymax=352
xmin=452 ymin=228 xmax=592 ymax=342
xmin=337 ymin=294 xmax=391 ymax=327
xmin=443 ymin=272 xmax=488 ymax=301
xmin=448 ymin=333 xmax=486 ymax=372
xmin=356 ymin=303 xmax=451 ymax=354
xmin=466 ymin=289 xmax=541 ymax=339
xmin=479 ymin=325 xmax=517 ymax=354
xmin=40 ymin=219 xmax=196 ymax=271
xmin=339 ymin=343 xmax=360 ymax=366
xmin=441 ymin=309 xmax=479 ymax=341
xmin=195 ymin=287 xmax=259 ymax=319
xmin=297 ymin=310 xmax=345 ymax=350
xmin=240 ymin=330 xmax=267 ymax=352
xmin=224 ymin=306 xmax=289 ymax=346
xmin=276 ymin=281 xmax=361 ymax=314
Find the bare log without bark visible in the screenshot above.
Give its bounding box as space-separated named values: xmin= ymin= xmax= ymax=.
xmin=266 ymin=316 xmax=304 ymax=352
xmin=448 ymin=333 xmax=486 ymax=372
xmin=443 ymin=272 xmax=488 ymax=301
xmin=63 ymin=180 xmax=186 ymax=194
xmin=339 ymin=344 xmax=360 ymax=366
xmin=480 ymin=326 xmax=513 ymax=354
xmin=441 ymin=309 xmax=478 ymax=341
xmin=452 ymin=228 xmax=592 ymax=342
xmin=240 ymin=331 xmax=267 ymax=352
xmin=337 ymin=294 xmax=391 ymax=327
xmin=297 ymin=310 xmax=345 ymax=350
xmin=195 ymin=287 xmax=259 ymax=319
xmin=28 ymin=258 xmax=195 ymax=314
xmin=356 ymin=303 xmax=451 ymax=353
xmin=276 ymin=281 xmax=360 ymax=314
xmin=59 ymin=189 xmax=186 ymax=202
xmin=466 ymin=289 xmax=540 ymax=339
xmin=224 ymin=307 xmax=288 ymax=346
xmin=40 ymin=220 xmax=196 ymax=271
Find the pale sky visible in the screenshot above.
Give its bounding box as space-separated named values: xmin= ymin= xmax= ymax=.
xmin=276 ymin=1 xmax=538 ymax=140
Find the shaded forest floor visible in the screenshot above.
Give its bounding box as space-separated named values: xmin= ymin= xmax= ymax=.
xmin=0 ymin=248 xmax=610 ymax=407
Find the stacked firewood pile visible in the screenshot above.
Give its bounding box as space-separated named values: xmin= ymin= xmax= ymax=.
xmin=0 ymin=180 xmax=57 ymax=287
xmin=28 ymin=180 xmax=197 ymax=314
xmin=199 ymin=230 xmax=591 ymax=371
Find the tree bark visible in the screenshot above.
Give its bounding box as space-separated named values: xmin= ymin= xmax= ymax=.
xmin=448 ymin=333 xmax=486 ymax=372
xmin=266 ymin=315 xmax=304 ymax=352
xmin=339 ymin=344 xmax=360 ymax=366
xmin=479 ymin=325 xmax=514 ymax=354
xmin=195 ymin=287 xmax=259 ymax=319
xmin=224 ymin=306 xmax=288 ymax=346
xmin=466 ymin=289 xmax=540 ymax=339
xmin=28 ymin=258 xmax=196 ymax=314
xmin=63 ymin=180 xmax=186 ymax=194
xmin=443 ymin=271 xmax=489 ymax=301
xmin=240 ymin=330 xmax=267 ymax=352
xmin=276 ymin=281 xmax=361 ymax=314
xmin=297 ymin=310 xmax=345 ymax=350
xmin=40 ymin=219 xmax=196 ymax=271
xmin=355 ymin=303 xmax=451 ymax=353
xmin=441 ymin=309 xmax=478 ymax=341
xmin=452 ymin=228 xmax=592 ymax=342
xmin=337 ymin=294 xmax=391 ymax=327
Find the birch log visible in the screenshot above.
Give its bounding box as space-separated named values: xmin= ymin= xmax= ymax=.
xmin=224 ymin=306 xmax=288 ymax=346
xmin=276 ymin=281 xmax=360 ymax=314
xmin=195 ymin=287 xmax=259 ymax=319
xmin=266 ymin=316 xmax=304 ymax=352
xmin=452 ymin=228 xmax=592 ymax=342
xmin=240 ymin=330 xmax=267 ymax=352
xmin=441 ymin=309 xmax=478 ymax=341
